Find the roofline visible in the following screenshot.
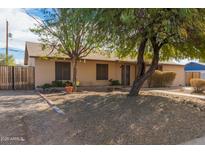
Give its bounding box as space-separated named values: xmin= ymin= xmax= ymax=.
xmin=159 ymin=63 xmax=185 ymax=66
xmin=29 ymin=56 xmax=137 ymax=63
xmin=25 ymin=42 xmax=186 ymax=66
xmin=29 ymin=56 xmax=186 ymax=66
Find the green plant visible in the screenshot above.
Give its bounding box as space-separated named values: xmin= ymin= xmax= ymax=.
xmin=109 ymin=79 xmax=121 ymax=86
xmin=65 ymin=81 xmax=73 ymax=87
xmin=29 ymin=9 xmax=104 ymax=91
xmin=39 ymin=80 xmax=73 ymax=89
xmin=0 ymin=53 xmax=15 ymax=66
xmin=95 ymin=9 xmax=205 ymax=96
xmin=52 ymin=80 xmax=64 ymax=87
xmin=190 ymin=78 xmax=205 ymax=93
xmin=147 ymin=70 xmax=176 ymax=88
xmin=41 ymin=83 xmax=53 ymax=89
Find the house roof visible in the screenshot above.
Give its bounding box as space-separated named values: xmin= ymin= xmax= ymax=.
xmin=185 ymin=62 xmax=205 ymax=71
xmin=25 ymin=42 xmax=66 ymax=58
xmin=24 ymin=42 xmax=137 ymax=65
xmin=24 ymin=41 xmax=185 ymax=66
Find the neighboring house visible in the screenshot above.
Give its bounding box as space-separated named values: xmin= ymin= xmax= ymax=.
xmin=24 ymin=42 xmax=185 ymax=87
xmin=184 ymin=62 xmax=205 ymax=86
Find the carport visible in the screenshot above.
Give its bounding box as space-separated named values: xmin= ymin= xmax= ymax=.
xmin=184 ymin=62 xmax=205 ymax=86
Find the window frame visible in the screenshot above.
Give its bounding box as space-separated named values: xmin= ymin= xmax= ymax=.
xmin=55 ymin=62 xmax=71 ymax=81
xmin=96 ymin=64 xmax=109 ymax=80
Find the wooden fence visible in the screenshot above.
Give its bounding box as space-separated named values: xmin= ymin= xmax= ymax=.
xmin=0 ymin=65 xmax=35 ymax=90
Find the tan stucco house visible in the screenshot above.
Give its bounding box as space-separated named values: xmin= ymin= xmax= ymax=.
xmin=24 ymin=42 xmax=185 ymax=88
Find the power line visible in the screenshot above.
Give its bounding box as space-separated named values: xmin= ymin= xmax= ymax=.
xmin=0 ymin=48 xmax=24 ymax=52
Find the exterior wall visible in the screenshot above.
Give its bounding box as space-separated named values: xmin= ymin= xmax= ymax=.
xmin=78 ymin=60 xmax=116 ymax=86
xmin=28 ymin=57 xmax=35 ymax=66
xmin=130 ymin=64 xmax=136 ymax=86
xmin=35 ymin=58 xmax=74 ymax=86
xmin=33 ymin=57 xmax=185 ymax=87
xmin=35 ymin=59 xmax=55 ymax=86
xmin=77 ymin=60 xmax=136 ymax=86
xmin=34 ymin=58 xmax=136 ymax=87
xmin=162 ymin=64 xmax=185 ymax=86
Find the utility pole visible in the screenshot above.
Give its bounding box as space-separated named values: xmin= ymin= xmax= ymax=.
xmin=6 ymin=20 xmax=8 ymax=66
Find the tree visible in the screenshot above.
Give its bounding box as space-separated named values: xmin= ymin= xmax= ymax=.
xmin=95 ymin=9 xmax=205 ymax=96
xmin=0 ymin=53 xmax=15 ymax=66
xmin=28 ymin=9 xmax=103 ymax=90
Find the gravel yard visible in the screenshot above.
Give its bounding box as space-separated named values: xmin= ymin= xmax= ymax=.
xmin=1 ymin=90 xmax=205 ymax=144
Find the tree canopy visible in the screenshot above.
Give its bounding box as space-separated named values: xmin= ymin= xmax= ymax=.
xmin=96 ymin=9 xmax=205 ymax=60
xmin=30 ymin=8 xmax=205 ymax=95
xmin=29 ymin=9 xmax=104 ymax=90
xmin=94 ymin=9 xmax=205 ymax=95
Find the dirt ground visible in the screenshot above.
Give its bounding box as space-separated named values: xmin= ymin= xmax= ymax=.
xmin=0 ymin=90 xmax=50 ymax=144
xmin=1 ymin=90 xmax=205 ymax=144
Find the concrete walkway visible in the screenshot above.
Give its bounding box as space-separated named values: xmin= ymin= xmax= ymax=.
xmin=150 ymin=89 xmax=205 ymax=100
xmin=150 ymin=89 xmax=205 ymax=145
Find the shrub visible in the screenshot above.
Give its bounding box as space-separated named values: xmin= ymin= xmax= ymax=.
xmin=109 ymin=79 xmax=121 ymax=86
xmin=51 ymin=80 xmax=74 ymax=87
xmin=65 ymin=81 xmax=73 ymax=86
xmin=190 ymin=78 xmax=205 ymax=92
xmin=39 ymin=80 xmax=73 ymax=89
xmin=41 ymin=83 xmax=53 ymax=89
xmin=52 ymin=80 xmax=64 ymax=87
xmin=147 ymin=70 xmax=176 ymax=88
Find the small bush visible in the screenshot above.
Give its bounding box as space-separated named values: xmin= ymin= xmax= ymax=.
xmin=109 ymin=79 xmax=121 ymax=86
xmin=41 ymin=83 xmax=53 ymax=89
xmin=51 ymin=80 xmax=73 ymax=87
xmin=52 ymin=80 xmax=64 ymax=87
xmin=190 ymin=78 xmax=205 ymax=93
xmin=39 ymin=80 xmax=73 ymax=89
xmin=147 ymin=70 xmax=176 ymax=88
xmin=65 ymin=81 xmax=73 ymax=86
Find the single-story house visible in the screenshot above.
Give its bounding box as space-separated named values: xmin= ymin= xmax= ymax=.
xmin=185 ymin=62 xmax=205 ymax=86
xmin=24 ymin=42 xmax=185 ymax=88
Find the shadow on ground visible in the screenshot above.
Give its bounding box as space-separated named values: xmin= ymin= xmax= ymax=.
xmin=1 ymin=90 xmax=205 ymax=144
xmin=24 ymin=92 xmax=205 ymax=145
xmin=0 ymin=91 xmax=50 ymax=145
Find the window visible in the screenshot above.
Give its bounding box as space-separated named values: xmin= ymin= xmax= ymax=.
xmin=96 ymin=64 xmax=108 ymax=80
xmin=55 ymin=62 xmax=71 ymax=80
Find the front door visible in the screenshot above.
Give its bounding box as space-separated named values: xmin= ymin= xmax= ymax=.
xmin=121 ymin=64 xmax=130 ymax=86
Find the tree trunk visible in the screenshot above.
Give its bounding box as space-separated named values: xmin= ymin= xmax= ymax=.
xmin=128 ymin=59 xmax=159 ymax=96
xmin=128 ymin=37 xmax=160 ymax=96
xmin=72 ymin=58 xmax=78 ymax=91
xmin=136 ymin=39 xmax=147 ymax=79
xmin=128 ymin=38 xmax=147 ymax=96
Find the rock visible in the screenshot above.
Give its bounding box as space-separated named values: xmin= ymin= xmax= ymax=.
xmin=196 ymin=107 xmax=201 ymax=111
xmin=193 ymin=104 xmax=198 ymax=108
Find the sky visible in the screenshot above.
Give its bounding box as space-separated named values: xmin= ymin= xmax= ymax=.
xmin=0 ymin=8 xmax=41 ymax=64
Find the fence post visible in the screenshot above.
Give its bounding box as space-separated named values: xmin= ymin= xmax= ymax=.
xmin=12 ymin=66 xmax=15 ymax=90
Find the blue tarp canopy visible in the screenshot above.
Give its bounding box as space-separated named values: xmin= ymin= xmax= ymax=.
xmin=185 ymin=62 xmax=205 ymax=71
